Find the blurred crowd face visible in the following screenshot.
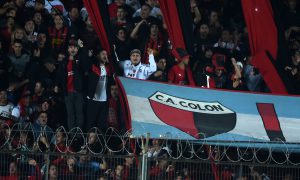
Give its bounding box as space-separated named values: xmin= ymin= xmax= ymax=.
xmin=24 ymin=20 xmax=35 ymax=34
xmin=0 ymin=90 xmax=7 ymax=105
xmin=215 ymin=68 xmax=224 ymax=77
xmin=150 ymin=24 xmax=159 ymax=36
xmin=6 ymin=17 xmax=15 ymax=29
xmin=140 ymin=5 xmax=151 ymax=19
xmin=12 ymin=42 xmax=23 ymax=55
xmin=221 ymin=30 xmax=232 ymax=42
xmin=38 ymin=112 xmax=48 ymax=126
xmin=110 ymin=85 xmax=119 ymax=100
xmin=34 ymin=82 xmax=44 ymax=95
xmin=67 ymin=157 xmax=76 ymax=171
xmin=183 ymin=57 xmax=190 ymax=65
xmin=69 ymin=7 xmax=79 ymax=21
xmin=34 ymin=2 xmax=44 ymax=11
xmin=115 ymin=165 xmax=124 ymax=177
xmin=157 ymin=58 xmax=166 ymax=70
xmin=117 ymin=29 xmax=126 ymax=41
xmin=125 ymin=156 xmax=134 ymax=166
xmin=98 ymin=50 xmax=108 ymax=64
xmin=49 ymin=164 xmax=58 ymax=179
xmin=9 ymin=162 xmax=18 ymax=175
xmin=55 ymin=131 xmax=65 ymax=145
xmin=33 ymin=12 xmax=43 ymax=25
xmin=85 ymin=16 xmax=94 ymax=30
xmin=6 ymin=8 xmax=16 ymax=18
xmin=292 ymin=51 xmax=300 ymax=65
xmin=199 ymin=24 xmax=209 ymax=37
xmin=117 ymin=7 xmax=126 ymax=20
xmin=288 ymin=0 xmax=297 ymax=11
xmin=54 ymin=15 xmax=64 ymax=28
xmin=88 ymin=132 xmax=97 ymax=144
xmin=41 ymin=101 xmax=50 ymax=111
xmin=14 ymin=28 xmax=25 ymax=40
xmin=37 ymin=33 xmax=47 ymax=47
xmin=130 ymin=52 xmax=141 ymax=65
xmin=15 ymin=0 xmax=25 ymax=7
xmin=68 ymin=45 xmax=79 ymax=57
xmin=209 ymin=11 xmax=219 ymax=24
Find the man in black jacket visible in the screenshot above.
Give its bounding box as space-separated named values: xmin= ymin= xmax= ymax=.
xmin=86 ymin=49 xmax=113 ymax=132
xmin=54 ymin=39 xmax=85 ymax=130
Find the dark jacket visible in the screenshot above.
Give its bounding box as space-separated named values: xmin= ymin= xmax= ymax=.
xmin=86 ymin=60 xmax=113 ymax=99
xmin=55 ymin=55 xmax=85 ymax=95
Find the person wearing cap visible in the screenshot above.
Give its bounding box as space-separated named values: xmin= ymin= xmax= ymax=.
xmin=54 ymin=38 xmax=85 ymax=130
xmin=168 ymin=48 xmax=196 ymax=86
xmin=116 ymin=47 xmax=157 ymax=80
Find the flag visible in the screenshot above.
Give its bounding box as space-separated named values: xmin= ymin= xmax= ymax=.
xmin=242 ymin=0 xmax=294 ymax=94
xmin=158 ymin=0 xmax=194 ymax=57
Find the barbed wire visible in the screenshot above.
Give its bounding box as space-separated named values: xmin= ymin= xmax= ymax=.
xmin=0 ymin=123 xmax=300 ymax=165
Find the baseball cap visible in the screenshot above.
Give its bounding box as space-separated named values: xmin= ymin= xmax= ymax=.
xmin=130 ymin=49 xmax=141 ymax=56
xmin=172 ymin=48 xmax=190 ymax=61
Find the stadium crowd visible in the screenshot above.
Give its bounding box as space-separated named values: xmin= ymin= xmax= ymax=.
xmin=0 ymin=0 xmax=299 ymax=179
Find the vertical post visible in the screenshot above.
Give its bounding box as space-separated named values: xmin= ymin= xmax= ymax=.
xmin=45 ymin=153 xmax=50 ymax=180
xmin=141 ymin=133 xmax=150 ymax=180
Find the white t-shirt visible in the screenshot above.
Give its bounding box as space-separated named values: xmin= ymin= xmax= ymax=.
xmin=0 ymin=103 xmax=14 ymax=119
xmin=93 ymin=65 xmax=107 ymax=102
xmin=121 ymin=54 xmax=157 ymax=80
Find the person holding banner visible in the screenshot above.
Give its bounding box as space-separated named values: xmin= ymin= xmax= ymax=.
xmin=115 ymin=47 xmax=157 ymax=80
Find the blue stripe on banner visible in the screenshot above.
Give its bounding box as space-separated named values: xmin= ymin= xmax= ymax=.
xmin=119 ymin=77 xmax=300 ymax=119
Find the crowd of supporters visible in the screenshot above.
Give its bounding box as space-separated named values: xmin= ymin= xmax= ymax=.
xmin=0 ymin=0 xmax=299 ymax=179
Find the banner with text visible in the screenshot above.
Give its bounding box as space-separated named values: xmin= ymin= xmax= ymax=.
xmin=118 ymin=77 xmax=300 ymax=147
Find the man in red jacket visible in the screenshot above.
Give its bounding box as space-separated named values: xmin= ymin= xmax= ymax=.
xmin=168 ymin=48 xmax=195 ymax=86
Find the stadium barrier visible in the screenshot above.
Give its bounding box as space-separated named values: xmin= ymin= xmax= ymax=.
xmin=0 ymin=123 xmax=299 ymax=179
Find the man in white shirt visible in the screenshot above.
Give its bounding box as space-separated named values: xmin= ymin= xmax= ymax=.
xmin=0 ymin=89 xmax=14 ymax=121
xmin=118 ymin=48 xmax=157 ymax=80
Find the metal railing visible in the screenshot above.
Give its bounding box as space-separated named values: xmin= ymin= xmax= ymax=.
xmin=0 ymin=123 xmax=300 ymax=179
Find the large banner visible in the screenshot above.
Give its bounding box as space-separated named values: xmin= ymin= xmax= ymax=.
xmin=118 ymin=77 xmax=300 ymax=145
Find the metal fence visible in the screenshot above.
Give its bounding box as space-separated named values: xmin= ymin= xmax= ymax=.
xmin=1 ymin=150 xmax=300 ymax=180
xmin=0 ymin=123 xmax=300 ymax=179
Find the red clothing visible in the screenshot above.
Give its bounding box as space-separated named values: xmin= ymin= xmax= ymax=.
xmin=107 ymin=98 xmax=119 ymax=130
xmin=67 ymin=59 xmax=74 ymax=92
xmin=48 ymin=26 xmax=69 ymax=53
xmin=143 ymin=34 xmax=164 ymax=64
xmin=0 ymin=176 xmax=18 ymax=180
xmin=109 ymin=2 xmax=118 ymax=19
xmin=168 ymin=65 xmax=195 ymax=86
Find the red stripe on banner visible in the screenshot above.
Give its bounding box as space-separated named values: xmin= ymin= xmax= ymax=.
xmin=242 ymin=0 xmax=288 ymax=94
xmin=251 ymin=52 xmax=288 ymax=94
xmin=257 ymin=103 xmax=281 ymax=131
xmin=158 ymin=0 xmax=186 ymax=50
xmin=83 ymin=0 xmax=111 ymax=54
